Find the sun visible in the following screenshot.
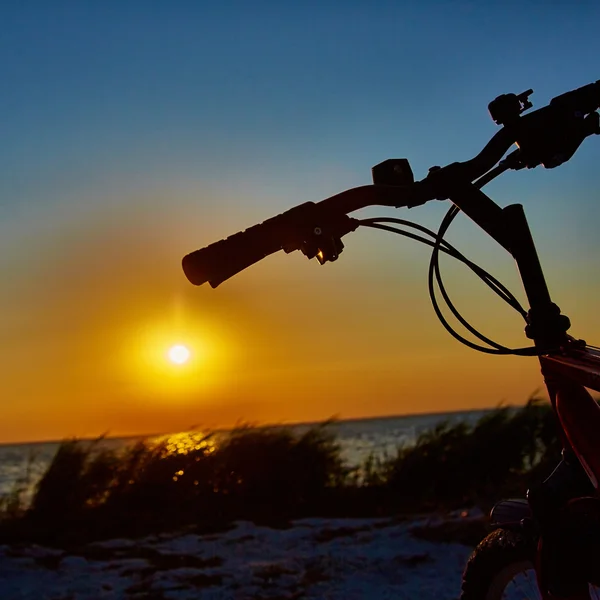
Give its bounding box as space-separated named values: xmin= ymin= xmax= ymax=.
xmin=168 ymin=344 xmax=191 ymax=365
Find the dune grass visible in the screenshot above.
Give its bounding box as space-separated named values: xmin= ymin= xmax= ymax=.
xmin=378 ymin=396 xmax=561 ymax=511
xmin=0 ymin=396 xmax=564 ymax=545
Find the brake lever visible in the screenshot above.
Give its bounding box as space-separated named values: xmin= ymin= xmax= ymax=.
xmin=488 ymin=82 xmax=600 ymax=170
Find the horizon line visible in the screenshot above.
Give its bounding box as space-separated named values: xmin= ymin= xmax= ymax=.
xmin=0 ymin=404 xmax=513 ymax=448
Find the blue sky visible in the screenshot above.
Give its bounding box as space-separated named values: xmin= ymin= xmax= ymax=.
xmin=3 ymin=1 xmax=599 ymax=213
xmin=1 ymin=1 xmax=600 ymax=441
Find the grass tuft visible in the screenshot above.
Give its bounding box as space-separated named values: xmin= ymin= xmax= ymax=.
xmin=0 ymin=397 xmax=568 ymax=544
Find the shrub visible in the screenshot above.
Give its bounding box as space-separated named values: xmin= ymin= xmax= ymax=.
xmin=378 ymin=395 xmax=561 ymax=510
xmin=7 ymin=422 xmax=346 ymax=543
xmin=0 ymin=397 xmax=570 ymax=544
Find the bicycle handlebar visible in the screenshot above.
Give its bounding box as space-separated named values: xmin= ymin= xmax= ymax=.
xmin=183 ymin=80 xmax=600 ymax=288
xmin=182 ymin=185 xmax=419 ymax=287
xmin=182 ymin=202 xmax=317 ymax=288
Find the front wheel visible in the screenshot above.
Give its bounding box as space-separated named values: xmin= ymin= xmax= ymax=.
xmin=461 ymin=529 xmax=540 ymax=600
xmin=461 ymin=529 xmax=600 ymax=600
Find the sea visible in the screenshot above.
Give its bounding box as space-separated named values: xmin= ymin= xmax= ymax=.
xmin=0 ymin=409 xmax=492 ymax=504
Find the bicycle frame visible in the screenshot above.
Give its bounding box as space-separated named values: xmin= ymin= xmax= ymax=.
xmin=183 ymin=80 xmax=600 ymax=599
xmin=451 ymin=182 xmax=600 ymax=600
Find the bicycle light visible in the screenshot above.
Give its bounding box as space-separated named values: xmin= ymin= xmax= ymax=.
xmin=372 ymin=159 xmax=414 ymax=186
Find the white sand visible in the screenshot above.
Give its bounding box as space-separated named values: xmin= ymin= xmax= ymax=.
xmin=0 ymin=510 xmax=484 ymax=599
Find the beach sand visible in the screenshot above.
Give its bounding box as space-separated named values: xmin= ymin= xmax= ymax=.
xmin=0 ymin=509 xmax=484 ymax=599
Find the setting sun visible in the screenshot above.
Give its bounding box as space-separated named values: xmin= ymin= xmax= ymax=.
xmin=120 ymin=314 xmax=234 ymax=401
xmin=168 ymin=344 xmax=191 ymax=365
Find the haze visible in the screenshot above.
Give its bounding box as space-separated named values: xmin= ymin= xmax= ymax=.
xmin=2 ymin=1 xmax=600 ymax=443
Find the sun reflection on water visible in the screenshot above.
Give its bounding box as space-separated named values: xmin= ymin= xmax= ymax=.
xmin=151 ymin=431 xmax=219 ymax=456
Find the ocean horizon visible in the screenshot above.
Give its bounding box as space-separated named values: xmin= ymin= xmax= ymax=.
xmin=0 ymin=407 xmax=499 ymax=500
xmin=0 ymin=405 xmax=500 ymax=449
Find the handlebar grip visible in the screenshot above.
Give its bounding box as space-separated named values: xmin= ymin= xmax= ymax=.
xmin=550 ymin=80 xmax=600 ymax=113
xmin=182 ymin=202 xmax=319 ymax=288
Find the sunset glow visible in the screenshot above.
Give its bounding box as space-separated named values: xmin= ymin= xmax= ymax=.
xmin=1 ymin=3 xmax=600 ymax=444
xmin=168 ymin=344 xmax=191 ymax=365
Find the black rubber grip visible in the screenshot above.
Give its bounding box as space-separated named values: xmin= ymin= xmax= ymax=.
xmin=550 ymin=80 xmax=600 ymax=113
xmin=182 ymin=202 xmax=319 ymax=288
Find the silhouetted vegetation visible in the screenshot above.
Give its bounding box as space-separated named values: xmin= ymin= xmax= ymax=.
xmin=0 ymin=396 xmax=566 ymax=545
xmin=379 ymin=396 xmax=562 ymax=511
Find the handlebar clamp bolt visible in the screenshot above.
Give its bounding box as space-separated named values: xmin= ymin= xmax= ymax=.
xmin=314 ymin=227 xmax=322 ymax=235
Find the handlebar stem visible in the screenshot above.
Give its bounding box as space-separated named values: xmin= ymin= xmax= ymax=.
xmin=447 ymin=183 xmax=571 ymax=349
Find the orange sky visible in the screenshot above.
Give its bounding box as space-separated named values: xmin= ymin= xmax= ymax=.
xmin=3 ymin=3 xmax=600 ymax=444
xmin=2 ymin=183 xmax=598 ymax=445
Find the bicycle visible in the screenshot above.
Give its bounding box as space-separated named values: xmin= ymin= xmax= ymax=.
xmin=181 ymin=80 xmax=600 ymax=600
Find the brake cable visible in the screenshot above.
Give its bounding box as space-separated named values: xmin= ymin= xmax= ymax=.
xmin=360 ymin=162 xmax=541 ymax=356
xmin=358 ymin=217 xmax=525 ymax=314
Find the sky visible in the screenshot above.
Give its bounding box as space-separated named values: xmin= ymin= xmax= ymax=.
xmin=1 ymin=1 xmax=600 ymax=443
